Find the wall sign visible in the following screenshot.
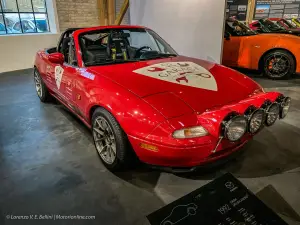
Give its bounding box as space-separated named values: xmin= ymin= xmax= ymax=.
xmin=226 ymin=0 xmax=248 ymax=21
xmin=254 ymin=0 xmax=300 ymax=20
xmin=147 ymin=173 xmax=288 ymax=225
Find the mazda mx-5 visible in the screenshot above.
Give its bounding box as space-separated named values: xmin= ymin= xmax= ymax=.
xmin=34 ymin=26 xmax=291 ymax=172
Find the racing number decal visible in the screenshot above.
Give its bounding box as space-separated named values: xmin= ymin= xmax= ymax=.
xmin=133 ymin=62 xmax=218 ymax=91
xmin=55 ymin=66 xmax=64 ymax=89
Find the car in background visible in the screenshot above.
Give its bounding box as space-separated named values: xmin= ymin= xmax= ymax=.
xmin=2 ymin=14 xmax=48 ymax=34
xmin=269 ymin=18 xmax=300 ymax=31
xmin=32 ymin=18 xmax=48 ymax=32
xmin=249 ymin=18 xmax=300 ymax=36
xmin=10 ymin=19 xmax=37 ymax=33
xmin=224 ymin=19 xmax=300 ymax=79
xmin=0 ymin=23 xmax=6 ymax=34
xmin=291 ymin=18 xmax=300 ymax=27
xmin=33 ymin=26 xmax=291 ymax=172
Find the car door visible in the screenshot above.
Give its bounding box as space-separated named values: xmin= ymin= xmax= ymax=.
xmin=57 ymin=38 xmax=78 ymax=109
xmin=45 ymin=37 xmax=77 ymax=108
xmin=222 ymin=35 xmax=242 ymax=67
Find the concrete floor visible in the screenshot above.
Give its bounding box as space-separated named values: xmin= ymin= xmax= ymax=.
xmin=0 ymin=69 xmax=300 ymax=225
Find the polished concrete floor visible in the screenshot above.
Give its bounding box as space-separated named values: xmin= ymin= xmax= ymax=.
xmin=0 ymin=69 xmax=300 ymax=225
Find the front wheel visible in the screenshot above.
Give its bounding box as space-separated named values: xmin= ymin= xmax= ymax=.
xmin=92 ymin=108 xmax=133 ymax=171
xmin=34 ymin=68 xmax=52 ymax=102
xmin=262 ymin=50 xmax=295 ymax=79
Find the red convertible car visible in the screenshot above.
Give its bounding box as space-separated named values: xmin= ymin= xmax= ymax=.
xmin=34 ymin=26 xmax=291 ymax=172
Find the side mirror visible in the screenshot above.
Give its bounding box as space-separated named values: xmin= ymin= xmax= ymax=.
xmin=48 ymin=52 xmax=64 ymax=64
xmin=224 ymin=32 xmax=231 ymax=40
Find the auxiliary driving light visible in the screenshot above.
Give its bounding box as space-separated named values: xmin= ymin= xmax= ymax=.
xmin=248 ymin=109 xmax=265 ymax=134
xmin=224 ymin=116 xmax=247 ymax=142
xmin=279 ymin=97 xmax=291 ymax=119
xmin=265 ymin=103 xmax=280 ymax=126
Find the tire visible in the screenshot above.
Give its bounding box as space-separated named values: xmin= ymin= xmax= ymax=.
xmin=91 ymin=107 xmax=133 ymax=171
xmin=262 ymin=50 xmax=295 ymax=80
xmin=34 ymin=68 xmax=52 ymax=102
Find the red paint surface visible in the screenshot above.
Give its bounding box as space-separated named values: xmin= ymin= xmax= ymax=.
xmin=35 ymin=25 xmax=284 ymax=167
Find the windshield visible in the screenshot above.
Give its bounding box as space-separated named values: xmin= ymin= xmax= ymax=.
xmin=79 ymin=28 xmax=177 ymax=66
xmin=226 ymin=20 xmax=257 ymax=36
xmin=260 ymin=19 xmax=285 ymax=31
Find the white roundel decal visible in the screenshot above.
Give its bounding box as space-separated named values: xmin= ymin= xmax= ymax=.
xmin=55 ymin=66 xmax=64 ymax=89
xmin=133 ymin=62 xmax=218 ymax=91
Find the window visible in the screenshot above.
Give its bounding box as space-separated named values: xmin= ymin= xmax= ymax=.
xmin=0 ymin=0 xmax=49 ymax=35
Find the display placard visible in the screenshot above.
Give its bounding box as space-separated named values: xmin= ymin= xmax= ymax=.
xmin=254 ymin=0 xmax=300 ymax=20
xmin=147 ymin=173 xmax=288 ymax=225
xmin=226 ymin=0 xmax=248 ymax=21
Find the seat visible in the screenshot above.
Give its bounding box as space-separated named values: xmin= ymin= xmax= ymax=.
xmin=107 ymin=34 xmax=129 ymax=60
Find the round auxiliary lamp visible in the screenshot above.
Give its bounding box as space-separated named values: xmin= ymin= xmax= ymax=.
xmin=265 ymin=103 xmax=280 ymax=126
xmin=244 ymin=106 xmax=265 ymax=134
xmin=222 ymin=113 xmax=248 ymax=142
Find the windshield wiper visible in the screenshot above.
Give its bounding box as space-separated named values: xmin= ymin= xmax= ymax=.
xmin=140 ymin=53 xmax=177 ymax=60
xmin=158 ymin=53 xmax=177 ymax=57
xmin=85 ymin=59 xmax=138 ymax=66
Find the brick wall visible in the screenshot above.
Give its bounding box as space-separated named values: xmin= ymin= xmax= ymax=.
xmin=55 ymin=0 xmax=100 ymax=31
xmin=55 ymin=0 xmax=130 ymax=32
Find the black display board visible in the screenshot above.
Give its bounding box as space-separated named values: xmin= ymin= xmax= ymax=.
xmin=147 ymin=173 xmax=288 ymax=225
xmin=226 ymin=0 xmax=249 ymax=21
xmin=254 ymin=0 xmax=300 ymax=20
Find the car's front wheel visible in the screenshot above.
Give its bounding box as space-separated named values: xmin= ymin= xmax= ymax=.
xmin=262 ymin=50 xmax=295 ymax=79
xmin=34 ymin=68 xmax=52 ymax=102
xmin=92 ymin=107 xmax=133 ymax=171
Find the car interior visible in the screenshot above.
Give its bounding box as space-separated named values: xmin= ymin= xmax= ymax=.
xmin=78 ymin=30 xmax=147 ymax=65
xmin=46 ymin=28 xmax=175 ymax=66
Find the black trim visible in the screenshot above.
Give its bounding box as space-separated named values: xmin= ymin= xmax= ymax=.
xmin=0 ymin=1 xmax=8 ymax=34
xmin=42 ymin=0 xmax=50 ymax=32
xmin=2 ymin=12 xmax=47 ymax=13
xmin=30 ymin=0 xmax=38 ymax=32
xmin=15 ymin=0 xmax=23 ymax=33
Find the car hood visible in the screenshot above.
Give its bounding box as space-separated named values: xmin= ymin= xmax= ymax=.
xmin=88 ymin=56 xmax=261 ymax=115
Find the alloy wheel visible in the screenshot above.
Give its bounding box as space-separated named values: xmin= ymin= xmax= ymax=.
xmin=93 ymin=116 xmax=117 ymax=164
xmin=265 ymin=53 xmax=290 ymax=78
xmin=34 ymin=70 xmax=43 ymax=98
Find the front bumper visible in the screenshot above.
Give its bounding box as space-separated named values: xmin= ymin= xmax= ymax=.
xmin=149 ymin=144 xmax=246 ymax=173
xmin=128 ymin=135 xmax=249 ymax=169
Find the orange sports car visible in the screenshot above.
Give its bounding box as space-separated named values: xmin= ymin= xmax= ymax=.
xmin=223 ymin=19 xmax=300 ymax=79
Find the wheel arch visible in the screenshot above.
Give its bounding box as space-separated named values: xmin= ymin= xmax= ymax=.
xmin=88 ymin=104 xmax=114 ymax=125
xmin=258 ymin=48 xmax=296 ymax=72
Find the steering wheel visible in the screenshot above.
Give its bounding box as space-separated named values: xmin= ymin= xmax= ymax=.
xmin=134 ymin=46 xmax=152 ymax=58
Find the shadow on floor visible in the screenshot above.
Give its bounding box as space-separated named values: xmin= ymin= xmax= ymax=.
xmin=54 ymin=102 xmax=300 ymax=191
xmin=257 ymin=184 xmax=300 ymax=222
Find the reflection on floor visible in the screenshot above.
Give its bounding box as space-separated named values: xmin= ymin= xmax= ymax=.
xmin=0 ymin=69 xmax=300 ymax=225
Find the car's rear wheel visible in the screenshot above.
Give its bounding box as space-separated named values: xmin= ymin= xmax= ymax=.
xmin=262 ymin=50 xmax=295 ymax=79
xmin=34 ymin=68 xmax=52 ymax=102
xmin=92 ymin=107 xmax=133 ymax=171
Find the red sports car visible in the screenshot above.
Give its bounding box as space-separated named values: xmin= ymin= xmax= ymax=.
xmin=34 ymin=26 xmax=291 ymax=172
